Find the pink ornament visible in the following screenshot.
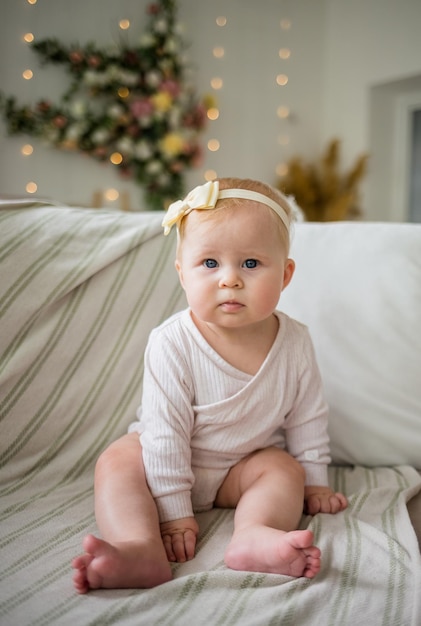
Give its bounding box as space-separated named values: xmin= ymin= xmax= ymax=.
xmin=160 ymin=79 xmax=180 ymax=98
xmin=130 ymin=98 xmax=154 ymax=118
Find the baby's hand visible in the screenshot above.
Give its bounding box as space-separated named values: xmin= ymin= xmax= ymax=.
xmin=304 ymin=486 xmax=348 ymax=515
xmin=160 ymin=517 xmax=199 ymax=563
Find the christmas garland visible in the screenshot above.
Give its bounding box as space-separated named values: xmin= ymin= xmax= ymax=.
xmin=0 ymin=0 xmax=213 ymax=210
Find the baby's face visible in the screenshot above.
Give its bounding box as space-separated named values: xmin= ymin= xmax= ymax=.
xmin=175 ymin=203 xmax=294 ymax=331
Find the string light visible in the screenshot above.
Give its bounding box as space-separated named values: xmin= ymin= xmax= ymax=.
xmin=276 ymin=74 xmax=289 ymax=86
xmin=21 ymin=1 xmax=38 ymax=195
xmin=276 ymin=163 xmax=289 ymax=177
xmin=26 ymin=182 xmax=38 ymax=193
xmin=275 ymin=16 xmax=293 ymax=178
xmin=210 ymin=77 xmax=223 ymax=90
xmin=207 ymin=107 xmax=219 ymax=121
xmin=21 ymin=144 xmax=34 ymax=156
xmin=204 ymin=169 xmax=217 ymax=181
xmin=277 ymin=105 xmax=290 ymax=119
xmin=201 ymin=14 xmax=227 ymax=180
xmin=110 ymin=152 xmax=123 ymax=165
xmin=213 ymin=47 xmax=224 ymax=58
xmin=207 ymin=139 xmax=220 ymax=152
xmin=104 ymin=188 xmax=119 ymax=201
xmin=206 ymin=11 xmax=294 ymax=183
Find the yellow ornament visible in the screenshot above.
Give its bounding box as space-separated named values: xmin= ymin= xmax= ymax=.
xmin=151 ymin=91 xmax=173 ymax=113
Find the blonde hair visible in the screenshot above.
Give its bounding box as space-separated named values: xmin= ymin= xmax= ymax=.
xmin=177 ymin=177 xmax=293 ymax=254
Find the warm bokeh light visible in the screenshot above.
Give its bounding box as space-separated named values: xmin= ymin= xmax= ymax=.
xmin=110 ymin=152 xmax=123 ymax=165
xmin=277 ymin=106 xmax=290 ymax=119
xmin=276 ymin=74 xmax=289 ymax=86
xmin=204 ymin=169 xmax=217 ymax=181
xmin=279 ymin=48 xmax=291 ymax=60
xmin=210 ymin=77 xmax=223 ymax=90
xmin=275 ymin=163 xmax=289 ymax=177
xmin=104 ymin=188 xmax=119 ymax=201
xmin=22 ymin=69 xmax=33 ymax=80
xmin=26 ymin=181 xmax=38 ymax=193
xmin=23 ymin=33 xmax=34 ymax=43
xmin=213 ymin=47 xmax=225 ymax=58
xmin=207 ymin=139 xmax=220 ymax=152
xmin=119 ymin=19 xmax=130 ymax=30
xmin=118 ymin=87 xmax=130 ymax=98
xmin=216 ymin=16 xmax=227 ymax=27
xmin=21 ymin=144 xmax=34 ymax=156
xmin=207 ymin=107 xmax=219 ymax=121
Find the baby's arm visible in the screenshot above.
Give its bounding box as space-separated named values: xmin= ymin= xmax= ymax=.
xmin=304 ymin=485 xmax=348 ymax=515
xmin=160 ymin=517 xmax=199 ymax=563
xmin=140 ymin=328 xmax=198 ymax=559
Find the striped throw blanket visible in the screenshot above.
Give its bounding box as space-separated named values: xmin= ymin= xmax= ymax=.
xmin=1 ymin=204 xmax=420 ymax=625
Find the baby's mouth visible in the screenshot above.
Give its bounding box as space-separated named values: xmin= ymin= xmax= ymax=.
xmin=220 ymin=300 xmax=244 ymax=311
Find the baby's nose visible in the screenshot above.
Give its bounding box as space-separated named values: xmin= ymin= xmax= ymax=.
xmin=219 ymin=268 xmax=242 ymax=288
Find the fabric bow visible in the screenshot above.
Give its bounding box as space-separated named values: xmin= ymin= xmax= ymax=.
xmin=162 ymin=180 xmax=220 ymax=235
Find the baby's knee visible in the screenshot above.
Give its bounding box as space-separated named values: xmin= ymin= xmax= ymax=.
xmin=95 ymin=434 xmax=142 ymax=480
xmin=263 ymin=447 xmax=306 ymax=484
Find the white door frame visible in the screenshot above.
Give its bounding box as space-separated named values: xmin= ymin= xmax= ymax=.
xmin=392 ymin=91 xmax=421 ymax=221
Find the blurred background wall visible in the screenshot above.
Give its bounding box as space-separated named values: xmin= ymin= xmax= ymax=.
xmin=1 ymin=0 xmax=420 ymax=220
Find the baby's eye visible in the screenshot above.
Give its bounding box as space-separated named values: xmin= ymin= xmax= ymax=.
xmin=243 ymin=259 xmax=258 ymax=269
xmin=204 ymin=259 xmax=218 ymax=268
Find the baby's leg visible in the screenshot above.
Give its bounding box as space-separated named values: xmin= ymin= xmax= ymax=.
xmin=215 ymin=447 xmax=321 ymax=578
xmin=72 ymin=433 xmax=171 ymax=593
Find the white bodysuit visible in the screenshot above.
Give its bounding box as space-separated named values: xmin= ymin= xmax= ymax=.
xmin=129 ymin=308 xmax=331 ymax=523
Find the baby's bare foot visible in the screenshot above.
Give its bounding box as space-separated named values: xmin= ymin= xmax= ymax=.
xmin=72 ymin=534 xmax=172 ymax=593
xmin=224 ymin=527 xmax=321 ymax=578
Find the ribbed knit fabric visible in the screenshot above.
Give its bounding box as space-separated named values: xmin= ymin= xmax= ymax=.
xmin=130 ymin=309 xmax=331 ymax=522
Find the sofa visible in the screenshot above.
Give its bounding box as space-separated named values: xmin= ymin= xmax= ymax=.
xmin=1 ymin=200 xmax=420 ymax=625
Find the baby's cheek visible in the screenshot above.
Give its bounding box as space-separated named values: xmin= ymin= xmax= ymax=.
xmin=256 ymin=289 xmax=281 ymax=314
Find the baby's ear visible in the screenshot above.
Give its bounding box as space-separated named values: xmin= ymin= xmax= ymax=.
xmin=282 ymin=258 xmax=295 ymax=290
xmin=175 ymin=259 xmax=185 ymax=289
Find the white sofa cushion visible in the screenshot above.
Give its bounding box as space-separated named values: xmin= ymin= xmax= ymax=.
xmin=280 ymin=222 xmax=421 ymax=468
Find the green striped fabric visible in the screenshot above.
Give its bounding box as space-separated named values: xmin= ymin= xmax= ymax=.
xmin=1 ymin=205 xmax=420 ymax=625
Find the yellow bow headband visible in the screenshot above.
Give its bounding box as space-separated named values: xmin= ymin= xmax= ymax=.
xmin=161 ymin=180 xmax=291 ymax=236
